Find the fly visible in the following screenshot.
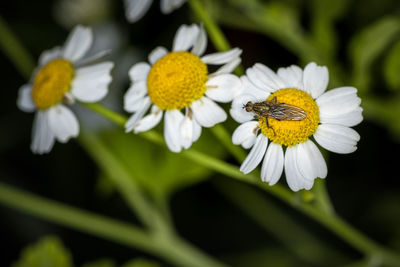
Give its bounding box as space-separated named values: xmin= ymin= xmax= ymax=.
xmin=243 ymin=96 xmax=307 ymax=135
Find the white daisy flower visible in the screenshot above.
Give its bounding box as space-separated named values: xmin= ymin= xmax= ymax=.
xmin=17 ymin=25 xmax=114 ymax=154
xmin=124 ymin=24 xmax=242 ymax=152
xmin=231 ymin=62 xmax=363 ymax=191
xmin=123 ymin=0 xmax=186 ymax=23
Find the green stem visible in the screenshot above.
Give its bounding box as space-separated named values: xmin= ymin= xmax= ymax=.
xmin=188 ymin=0 xmax=244 ymax=75
xmin=209 ymin=125 xmax=246 ymax=162
xmin=0 ymin=16 xmax=35 ymax=79
xmin=0 ymin=182 xmax=226 ymax=267
xmin=188 ymin=0 xmax=231 ymax=51
xmin=79 ymin=130 xmax=160 ymax=229
xmin=213 ymin=179 xmax=348 ymax=265
xmin=82 ymin=103 xmax=400 ymax=265
xmin=312 ymin=178 xmax=335 ymax=216
xmin=0 ymin=182 xmax=156 ymax=252
xmin=82 ymin=103 xmax=126 ymax=127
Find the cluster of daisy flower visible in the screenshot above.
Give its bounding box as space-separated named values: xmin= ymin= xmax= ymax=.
xmin=17 ymin=8 xmax=363 ymax=191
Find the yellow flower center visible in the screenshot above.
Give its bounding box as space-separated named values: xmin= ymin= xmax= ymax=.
xmin=259 ymin=88 xmax=319 ymax=146
xmin=147 ymin=51 xmax=208 ymax=110
xmin=32 ymin=59 xmax=74 ymax=110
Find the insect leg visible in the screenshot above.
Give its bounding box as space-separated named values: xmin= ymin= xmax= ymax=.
xmin=266 ymin=116 xmax=276 ymax=136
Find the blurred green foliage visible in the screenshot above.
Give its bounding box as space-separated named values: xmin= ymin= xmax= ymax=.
xmin=89 ymin=128 xmax=226 ymax=199
xmin=13 ymin=236 xmax=161 ymax=267
xmin=12 ymin=236 xmax=73 ymax=267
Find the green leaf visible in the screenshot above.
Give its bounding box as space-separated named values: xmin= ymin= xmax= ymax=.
xmin=93 ymin=128 xmax=226 ymax=198
xmin=349 ymin=16 xmax=400 ymax=93
xmin=384 ymin=39 xmax=400 ymax=90
xmin=94 ymin=173 xmax=117 ymax=198
xmin=122 ymin=258 xmax=161 ymax=267
xmin=12 ymin=236 xmax=73 ymax=267
xmin=309 ymin=0 xmax=349 ymax=59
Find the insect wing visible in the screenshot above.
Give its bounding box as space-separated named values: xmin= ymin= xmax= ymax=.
xmin=269 ymin=103 xmax=307 ymax=121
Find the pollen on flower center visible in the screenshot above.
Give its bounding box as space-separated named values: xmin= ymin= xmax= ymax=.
xmin=147 ymin=51 xmax=208 ymax=110
xmin=32 ymin=58 xmax=74 ymax=110
xmin=258 ymin=88 xmax=319 ymax=146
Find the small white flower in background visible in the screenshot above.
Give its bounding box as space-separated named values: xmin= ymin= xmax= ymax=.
xmin=231 ymin=62 xmax=363 ymax=191
xmin=53 ymin=0 xmax=112 ymax=29
xmin=124 ymin=0 xmax=186 ymax=23
xmin=17 ymin=25 xmax=114 ymax=154
xmin=124 ymin=24 xmax=242 ymax=152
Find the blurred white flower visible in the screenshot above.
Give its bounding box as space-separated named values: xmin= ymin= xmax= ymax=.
xmin=53 ymin=0 xmax=112 ymax=29
xmin=124 ymin=24 xmax=242 ymax=152
xmin=17 ymin=26 xmax=114 ymax=154
xmin=124 ymin=0 xmax=186 ymax=23
xmin=231 ymin=62 xmax=363 ymax=191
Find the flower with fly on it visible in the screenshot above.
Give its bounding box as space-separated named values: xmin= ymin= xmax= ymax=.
xmin=124 ymin=0 xmax=186 ymax=23
xmin=17 ymin=25 xmax=114 ymax=154
xmin=124 ymin=24 xmax=242 ymax=152
xmin=230 ymin=62 xmax=363 ymax=191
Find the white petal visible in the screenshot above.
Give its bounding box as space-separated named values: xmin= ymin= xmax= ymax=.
xmin=277 ymin=65 xmax=303 ymax=90
xmin=180 ymin=109 xmax=201 ymax=149
xmin=180 ymin=116 xmax=193 ymax=149
xmin=317 ymin=86 xmax=363 ymax=127
xmin=307 ymin=140 xmax=327 ymax=179
xmin=303 ymin=62 xmax=329 ymax=99
xmin=211 ymin=58 xmax=241 ymax=76
xmin=201 ymin=48 xmax=242 ymax=65
xmin=317 ymin=87 xmax=359 ymax=111
xmin=191 ymin=24 xmax=207 ymax=56
xmin=48 ymin=105 xmax=79 ymax=142
xmin=240 ymin=134 xmax=268 ymax=174
xmin=62 ymin=25 xmax=92 ymax=62
xmin=295 ymin=140 xmax=327 ymax=181
xmin=229 ymin=94 xmax=257 ymax=123
xmin=192 ymin=118 xmax=202 ymax=142
xmin=320 ymin=107 xmax=363 ymax=127
xmin=149 ymin=46 xmax=168 ymax=65
xmin=74 ymin=50 xmax=111 ymax=67
xmin=261 ymin=142 xmax=284 ymax=185
xmin=71 ymin=62 xmax=113 ymax=102
xmin=17 ymin=84 xmax=36 ymax=112
xmin=164 ymin=109 xmax=184 ymax=152
xmin=128 ymin=62 xmax=151 ymax=82
xmin=284 ymin=146 xmax=314 ymax=191
xmin=160 ymin=0 xmax=185 ymax=14
xmin=314 ymin=124 xmax=360 ymax=154
xmin=134 ymin=105 xmax=163 ymax=133
xmin=39 ymin=46 xmax=62 ymax=66
xmin=232 ymin=121 xmax=259 ymax=148
xmin=253 ymin=63 xmax=286 ymax=89
xmin=205 ymin=74 xmax=241 ymax=103
xmin=246 ymin=65 xmax=276 ymax=93
xmin=240 ymin=76 xmax=270 ymax=99
xmin=31 ymin=110 xmax=55 ymax=154
xmin=124 ymin=81 xmax=148 ymax=112
xmin=125 ymin=97 xmax=151 ymax=132
xmin=172 ymin=24 xmax=199 ymax=52
xmin=124 ymin=0 xmax=153 ymax=23
xmin=241 ymin=137 xmax=257 ymax=149
xmin=191 ymin=96 xmax=227 ymax=127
